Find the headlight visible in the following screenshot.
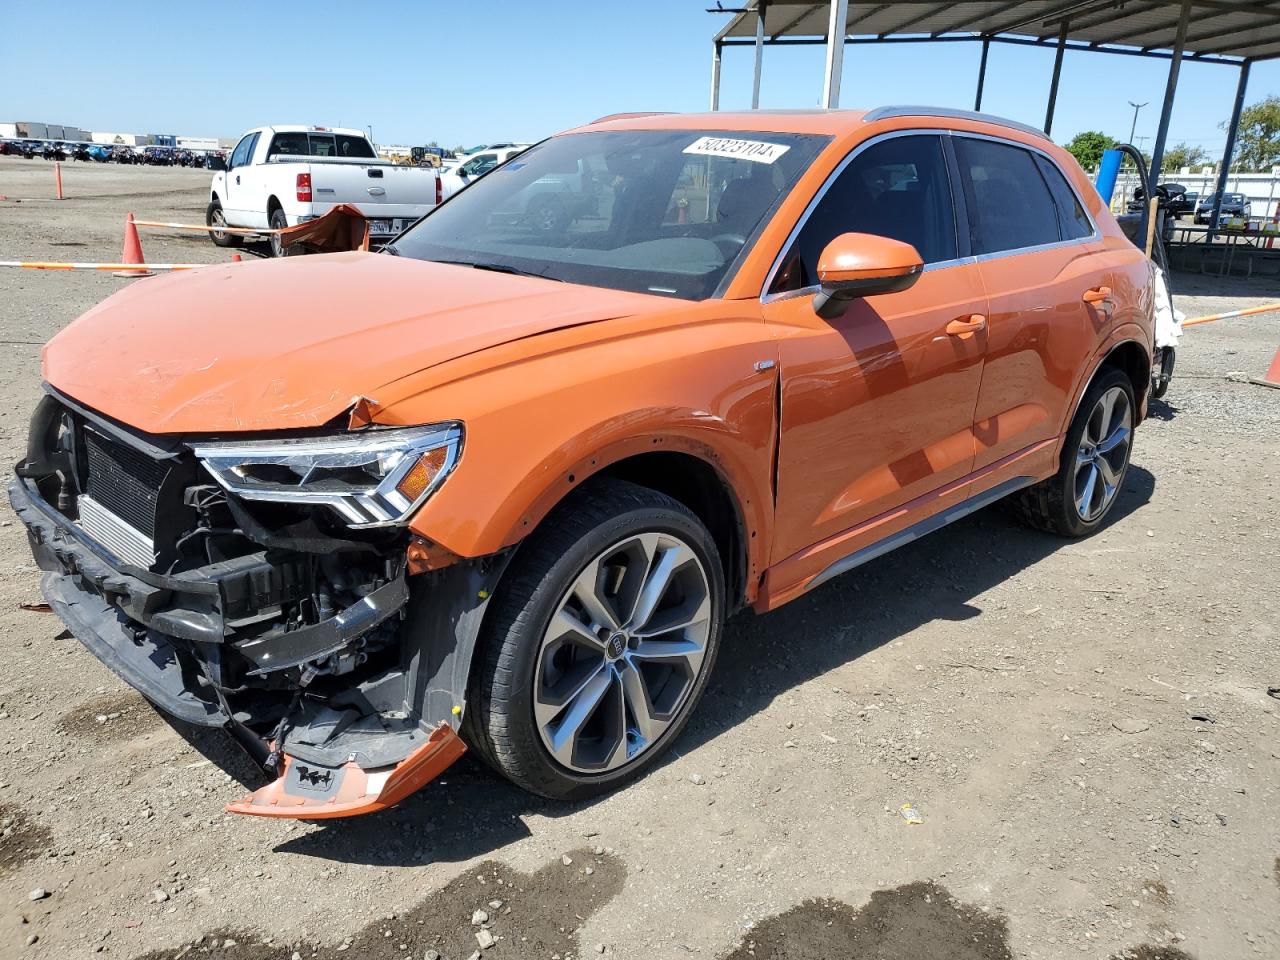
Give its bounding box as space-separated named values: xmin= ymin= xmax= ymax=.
xmin=191 ymin=423 xmax=462 ymax=528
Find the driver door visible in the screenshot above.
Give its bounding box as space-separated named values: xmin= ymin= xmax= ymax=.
xmin=222 ymin=132 xmax=259 ymax=223
xmin=762 ymin=133 xmax=989 ymax=583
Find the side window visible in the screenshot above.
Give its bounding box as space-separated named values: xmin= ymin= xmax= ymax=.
xmin=1033 ymin=154 xmax=1093 ymax=241
xmin=267 ymin=132 xmax=309 ymax=158
xmin=772 ymin=134 xmax=957 ymax=293
xmin=337 ymin=134 xmax=376 ymax=159
xmin=229 ymin=134 xmax=255 ymax=169
xmin=955 ymin=137 xmax=1060 ymax=254
xmin=463 ymin=153 xmax=499 ymax=176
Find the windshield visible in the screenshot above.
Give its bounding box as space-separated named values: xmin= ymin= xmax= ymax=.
xmin=390 ymin=129 xmax=829 ymax=299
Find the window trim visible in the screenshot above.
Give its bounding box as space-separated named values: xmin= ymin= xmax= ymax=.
xmin=760 ymin=128 xmax=1099 ymax=305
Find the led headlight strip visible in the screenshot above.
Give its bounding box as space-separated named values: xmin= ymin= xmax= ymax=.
xmin=191 ymin=423 xmax=462 ymax=528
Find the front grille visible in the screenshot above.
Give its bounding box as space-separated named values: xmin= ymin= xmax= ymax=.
xmin=82 ymin=427 xmax=170 ymax=537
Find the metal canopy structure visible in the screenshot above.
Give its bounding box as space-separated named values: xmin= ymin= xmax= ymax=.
xmin=709 ymin=1 xmax=1280 ymax=232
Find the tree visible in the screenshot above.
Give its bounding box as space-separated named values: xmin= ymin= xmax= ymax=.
xmin=1225 ymin=95 xmax=1280 ymax=171
xmin=1063 ymin=131 xmax=1118 ymax=171
xmin=1159 ymin=142 xmax=1210 ymax=174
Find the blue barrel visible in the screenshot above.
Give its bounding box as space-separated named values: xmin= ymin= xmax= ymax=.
xmin=1095 ymin=149 xmax=1124 ymax=206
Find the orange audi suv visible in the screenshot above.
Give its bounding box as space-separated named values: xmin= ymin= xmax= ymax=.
xmin=11 ymin=108 xmax=1153 ymax=817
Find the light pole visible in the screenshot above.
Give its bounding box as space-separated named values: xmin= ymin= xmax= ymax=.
xmin=1128 ymin=101 xmax=1148 ymax=145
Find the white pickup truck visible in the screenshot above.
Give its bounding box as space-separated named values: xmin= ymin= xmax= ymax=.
xmin=206 ymin=126 xmax=442 ymax=256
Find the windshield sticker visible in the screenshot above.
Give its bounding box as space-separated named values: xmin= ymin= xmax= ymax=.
xmin=683 ymin=136 xmax=790 ymax=164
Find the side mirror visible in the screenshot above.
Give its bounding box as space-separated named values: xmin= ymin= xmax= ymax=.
xmin=812 ymin=232 xmax=924 ymax=319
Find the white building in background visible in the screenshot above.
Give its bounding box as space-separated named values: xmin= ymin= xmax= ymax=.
xmin=176 ymin=136 xmax=219 ymax=151
xmin=90 ymin=131 xmax=145 ymax=146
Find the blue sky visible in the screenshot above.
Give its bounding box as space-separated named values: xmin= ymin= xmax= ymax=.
xmin=1 ymin=1 xmax=1276 ymax=157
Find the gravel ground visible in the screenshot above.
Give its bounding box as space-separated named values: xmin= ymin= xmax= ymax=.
xmin=0 ymin=158 xmax=1277 ymax=960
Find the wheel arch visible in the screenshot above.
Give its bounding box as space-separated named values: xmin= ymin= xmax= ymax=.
xmin=1097 ymin=339 xmax=1151 ymax=413
xmin=485 ymin=444 xmax=757 ymax=613
xmin=1062 ymin=330 xmax=1152 ymax=437
xmin=594 ymin=450 xmax=750 ymax=613
xmin=266 ymin=194 xmax=283 ymax=215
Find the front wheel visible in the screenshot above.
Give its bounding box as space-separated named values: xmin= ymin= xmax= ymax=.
xmin=205 ymin=201 xmax=242 ymax=248
xmin=466 ymin=479 xmax=724 ymax=800
xmin=1010 ymin=368 xmax=1135 ymax=537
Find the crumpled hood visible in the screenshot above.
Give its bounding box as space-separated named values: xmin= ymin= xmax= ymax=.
xmin=43 ymin=251 xmax=671 ymax=433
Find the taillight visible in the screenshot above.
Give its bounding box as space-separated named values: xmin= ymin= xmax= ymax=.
xmin=296 ymin=173 xmax=312 ymax=202
xmin=435 ymin=175 xmax=442 ymax=206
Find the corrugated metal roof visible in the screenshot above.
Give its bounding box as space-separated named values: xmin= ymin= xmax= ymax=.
xmin=718 ymin=1 xmax=1280 ymax=62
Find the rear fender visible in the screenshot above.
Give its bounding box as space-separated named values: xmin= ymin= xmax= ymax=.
xmin=1054 ymin=323 xmax=1152 ymax=458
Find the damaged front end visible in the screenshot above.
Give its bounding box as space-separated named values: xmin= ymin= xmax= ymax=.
xmin=10 ymin=389 xmax=501 ymax=818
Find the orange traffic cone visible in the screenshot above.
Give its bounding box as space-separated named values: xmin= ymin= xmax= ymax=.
xmin=113 ymin=213 xmax=153 ymax=278
xmin=1251 ymin=346 xmax=1280 ymax=389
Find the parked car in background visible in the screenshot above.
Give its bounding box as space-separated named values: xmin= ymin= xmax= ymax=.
xmin=1128 ymin=182 xmax=1195 ymax=219
xmin=207 ymin=125 xmax=442 ymax=256
xmin=12 ymin=107 xmax=1153 ymax=819
xmin=440 ymin=144 xmax=528 ymax=187
xmin=1195 ymin=191 xmax=1250 ymax=223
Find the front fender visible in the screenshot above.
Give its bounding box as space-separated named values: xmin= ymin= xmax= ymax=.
xmin=380 ymin=308 xmax=778 ymax=593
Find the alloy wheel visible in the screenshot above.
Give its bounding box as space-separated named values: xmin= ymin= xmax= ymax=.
xmin=209 ymin=208 xmax=228 ymax=242
xmin=533 ymin=532 xmax=712 ymax=774
xmin=1074 ymin=385 xmax=1132 ymax=522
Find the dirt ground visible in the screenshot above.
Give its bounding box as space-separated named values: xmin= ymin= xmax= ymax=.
xmin=0 ymin=157 xmax=1276 ymax=960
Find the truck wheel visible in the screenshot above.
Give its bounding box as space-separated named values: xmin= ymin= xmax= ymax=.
xmin=205 ymin=201 xmax=243 ymax=248
xmin=527 ymin=196 xmax=571 ymax=233
xmin=466 ymin=478 xmax=724 ymax=800
xmin=1010 ymin=368 xmax=1135 ymax=537
xmin=268 ymin=207 xmax=299 ymax=257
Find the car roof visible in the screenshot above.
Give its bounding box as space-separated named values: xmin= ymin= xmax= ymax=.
xmin=571 ymin=106 xmax=1050 ymax=143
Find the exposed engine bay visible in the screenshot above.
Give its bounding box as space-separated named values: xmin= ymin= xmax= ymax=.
xmin=10 ymin=389 xmax=501 ymax=816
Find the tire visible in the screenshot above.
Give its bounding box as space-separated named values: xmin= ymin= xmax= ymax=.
xmin=205 ymin=201 xmax=242 ymax=248
xmin=1151 ymin=346 xmax=1174 ymax=400
xmin=527 ymin=195 xmax=571 ymax=234
xmin=268 ymin=207 xmax=299 ymax=258
xmin=1010 ymin=367 xmax=1135 ymax=537
xmin=466 ymin=478 xmax=725 ymax=800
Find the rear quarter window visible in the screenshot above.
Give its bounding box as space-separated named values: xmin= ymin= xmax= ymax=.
xmin=1033 ymin=154 xmax=1094 ymax=241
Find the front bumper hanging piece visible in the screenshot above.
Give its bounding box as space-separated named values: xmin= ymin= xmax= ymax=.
xmin=225 ymin=722 xmax=468 ymax=819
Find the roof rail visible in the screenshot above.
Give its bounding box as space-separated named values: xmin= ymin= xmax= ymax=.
xmin=862 ymin=106 xmax=1047 ymax=141
xmin=590 ymin=112 xmax=673 ymax=124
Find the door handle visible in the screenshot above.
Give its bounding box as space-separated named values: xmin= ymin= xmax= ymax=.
xmin=945 ymin=314 xmax=987 ymax=336
xmin=1082 ymin=286 xmax=1112 ymax=304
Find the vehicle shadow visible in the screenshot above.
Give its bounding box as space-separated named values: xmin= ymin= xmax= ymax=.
xmin=272 ymin=466 xmax=1156 ymax=867
xmin=1147 ymin=396 xmax=1179 ymax=422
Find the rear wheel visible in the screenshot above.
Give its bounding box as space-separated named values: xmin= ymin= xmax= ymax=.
xmin=466 ymin=479 xmax=724 ymax=800
xmin=268 ymin=207 xmax=299 ymax=257
xmin=1010 ymin=368 xmax=1135 ymax=537
xmin=205 ymin=201 xmax=242 ymax=248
